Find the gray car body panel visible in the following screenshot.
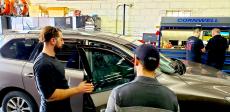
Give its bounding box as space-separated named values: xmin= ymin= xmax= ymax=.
xmin=0 ymin=58 xmax=25 ymax=90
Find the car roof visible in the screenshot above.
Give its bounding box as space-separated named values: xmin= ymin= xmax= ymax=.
xmin=1 ymin=30 xmax=135 ymax=49
xmin=1 ymin=30 xmax=135 ymax=57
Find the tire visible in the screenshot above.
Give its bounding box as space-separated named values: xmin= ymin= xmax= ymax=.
xmin=2 ymin=91 xmax=37 ymax=112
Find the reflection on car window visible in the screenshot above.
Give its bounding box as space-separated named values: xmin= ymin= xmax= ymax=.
xmin=1 ymin=38 xmax=38 ymax=61
xmin=85 ymin=48 xmax=134 ymax=92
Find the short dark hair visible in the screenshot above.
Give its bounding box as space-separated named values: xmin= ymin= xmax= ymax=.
xmin=135 ymin=44 xmax=160 ymax=71
xmin=39 ymin=26 xmax=61 ymax=42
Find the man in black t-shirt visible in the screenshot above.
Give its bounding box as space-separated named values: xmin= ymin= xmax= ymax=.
xmin=105 ymin=44 xmax=179 ymax=112
xmin=33 ymin=26 xmax=94 ymax=112
xmin=205 ymin=28 xmax=229 ymax=70
xmin=186 ymin=28 xmax=205 ymax=63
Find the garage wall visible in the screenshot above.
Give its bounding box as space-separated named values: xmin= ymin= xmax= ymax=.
xmin=31 ymin=0 xmax=230 ymax=36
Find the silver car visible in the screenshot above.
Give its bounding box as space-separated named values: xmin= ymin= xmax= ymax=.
xmin=0 ymin=31 xmax=230 ymax=112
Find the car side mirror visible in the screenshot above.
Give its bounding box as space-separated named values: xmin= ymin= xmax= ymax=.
xmin=170 ymin=58 xmax=186 ymax=75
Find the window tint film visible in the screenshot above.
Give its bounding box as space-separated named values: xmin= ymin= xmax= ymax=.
xmin=86 ymin=48 xmax=134 ymax=92
xmin=1 ymin=38 xmax=38 ymax=60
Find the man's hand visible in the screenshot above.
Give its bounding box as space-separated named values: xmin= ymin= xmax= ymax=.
xmin=77 ymin=81 xmax=94 ymax=93
xmin=201 ymin=48 xmax=205 ymax=52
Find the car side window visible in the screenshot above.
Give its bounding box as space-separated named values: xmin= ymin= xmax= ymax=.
xmin=85 ymin=48 xmax=134 ymax=92
xmin=0 ymin=38 xmax=38 ymax=61
xmin=56 ymin=41 xmax=83 ymax=70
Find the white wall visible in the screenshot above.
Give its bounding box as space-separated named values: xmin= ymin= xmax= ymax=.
xmin=30 ymin=0 xmax=230 ymax=36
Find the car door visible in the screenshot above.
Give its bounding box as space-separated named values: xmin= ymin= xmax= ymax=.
xmin=77 ymin=44 xmax=135 ymax=111
xmin=22 ymin=39 xmax=86 ymax=112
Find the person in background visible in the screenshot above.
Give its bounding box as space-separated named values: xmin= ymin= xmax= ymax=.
xmin=33 ymin=26 xmax=94 ymax=112
xmin=205 ymin=28 xmax=229 ymax=70
xmin=186 ymin=28 xmax=205 ymax=63
xmin=164 ymin=41 xmax=173 ymax=49
xmin=105 ymin=44 xmax=179 ymax=112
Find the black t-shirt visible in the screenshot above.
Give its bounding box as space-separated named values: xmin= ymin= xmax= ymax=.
xmin=205 ymin=35 xmax=228 ymax=64
xmin=33 ymin=53 xmax=72 ymax=112
xmin=186 ymin=36 xmax=204 ymax=63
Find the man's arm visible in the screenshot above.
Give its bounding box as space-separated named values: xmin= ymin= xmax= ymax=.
xmin=48 ymin=81 xmax=94 ymax=102
xmin=201 ymin=48 xmax=205 ymax=53
xmin=199 ymin=39 xmax=205 ymax=53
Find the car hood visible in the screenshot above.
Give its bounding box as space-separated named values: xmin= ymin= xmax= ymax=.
xmin=181 ymin=60 xmax=230 ymax=95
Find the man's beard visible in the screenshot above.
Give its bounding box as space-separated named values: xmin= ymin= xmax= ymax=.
xmin=54 ymin=45 xmax=62 ymax=54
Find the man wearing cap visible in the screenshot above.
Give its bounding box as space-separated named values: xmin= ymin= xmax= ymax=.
xmin=105 ymin=44 xmax=179 ymax=112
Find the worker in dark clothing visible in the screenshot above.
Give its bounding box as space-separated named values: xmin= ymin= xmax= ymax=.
xmin=186 ymin=28 xmax=205 ymax=63
xmin=33 ymin=26 xmax=94 ymax=112
xmin=205 ymin=28 xmax=229 ymax=70
xmin=105 ymin=44 xmax=179 ymax=112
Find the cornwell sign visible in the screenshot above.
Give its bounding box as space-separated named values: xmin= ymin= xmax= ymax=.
xmin=177 ymin=18 xmax=218 ymax=23
xmin=161 ymin=17 xmax=230 ymax=24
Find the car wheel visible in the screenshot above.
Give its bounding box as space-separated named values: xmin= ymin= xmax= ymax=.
xmin=2 ymin=91 xmax=37 ymax=112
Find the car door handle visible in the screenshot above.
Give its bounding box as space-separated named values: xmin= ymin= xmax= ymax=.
xmin=24 ymin=73 xmax=34 ymax=78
